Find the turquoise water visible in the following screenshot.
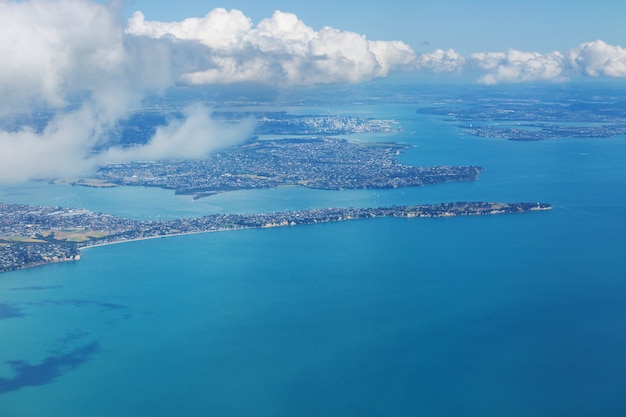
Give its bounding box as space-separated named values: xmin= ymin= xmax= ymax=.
xmin=1 ymin=105 xmax=626 ymax=416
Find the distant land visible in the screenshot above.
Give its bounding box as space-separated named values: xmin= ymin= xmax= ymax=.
xmin=78 ymin=137 xmax=483 ymax=199
xmin=107 ymin=111 xmax=401 ymax=149
xmin=415 ymin=84 xmax=626 ymax=141
xmin=0 ymin=201 xmax=551 ymax=273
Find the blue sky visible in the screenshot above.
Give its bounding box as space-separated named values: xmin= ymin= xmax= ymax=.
xmin=121 ymin=0 xmax=626 ymax=54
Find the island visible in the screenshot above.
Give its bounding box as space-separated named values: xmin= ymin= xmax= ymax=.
xmin=83 ymin=137 xmax=484 ymax=199
xmin=416 ymin=89 xmax=626 ymax=141
xmin=0 ymin=201 xmax=551 ymax=273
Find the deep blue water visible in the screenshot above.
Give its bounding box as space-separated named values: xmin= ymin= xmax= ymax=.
xmin=1 ymin=103 xmax=626 ymax=416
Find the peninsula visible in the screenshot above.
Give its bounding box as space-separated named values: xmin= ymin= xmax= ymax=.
xmin=0 ymin=201 xmax=551 ymax=273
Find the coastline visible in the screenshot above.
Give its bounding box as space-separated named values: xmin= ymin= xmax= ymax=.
xmin=0 ymin=254 xmax=81 ymax=273
xmin=79 ymin=227 xmax=241 ymax=250
xmin=1 ymin=201 xmax=551 ymax=273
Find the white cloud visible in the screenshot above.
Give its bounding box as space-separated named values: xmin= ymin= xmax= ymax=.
xmin=99 ymin=105 xmax=255 ymax=162
xmin=254 ymin=10 xmax=316 ymax=55
xmin=128 ymin=8 xmax=626 ymax=86
xmin=369 ymin=40 xmax=418 ymax=75
xmin=127 ymin=8 xmax=253 ymax=52
xmin=568 ymin=40 xmax=626 ymax=78
xmin=128 ymin=9 xmax=418 ymax=86
xmin=415 ymin=49 xmax=466 ymax=73
xmin=470 ymin=49 xmax=566 ymax=84
xmin=0 ymin=105 xmax=102 ymax=183
xmin=467 ymin=41 xmax=626 ymax=84
xmin=0 ymin=0 xmax=126 ymax=115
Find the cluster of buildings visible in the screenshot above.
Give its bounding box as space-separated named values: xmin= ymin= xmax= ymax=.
xmin=0 ymin=243 xmax=79 ymax=273
xmin=0 ymin=202 xmax=133 ymax=272
xmin=95 ymin=137 xmax=483 ymax=198
xmin=255 ymin=114 xmax=401 ymax=135
xmin=464 ymin=124 xmax=626 ymax=141
xmin=0 ymin=203 xmax=136 ymax=238
xmin=417 ymin=94 xmax=626 ymax=141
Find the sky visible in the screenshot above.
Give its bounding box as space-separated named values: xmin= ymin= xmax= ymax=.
xmin=121 ymin=0 xmax=626 ymax=54
xmin=1 ymin=0 xmax=626 ymax=183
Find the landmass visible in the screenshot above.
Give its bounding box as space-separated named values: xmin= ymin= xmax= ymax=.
xmin=90 ymin=137 xmax=483 ymax=199
xmin=0 ymin=201 xmax=551 ymax=273
xmin=416 ymin=87 xmax=626 ymax=141
xmin=462 ymin=124 xmax=626 ymax=141
xmin=8 ymin=109 xmax=401 ymax=146
xmin=104 ymin=110 xmax=402 ymax=148
xmin=221 ymin=112 xmax=402 ymax=135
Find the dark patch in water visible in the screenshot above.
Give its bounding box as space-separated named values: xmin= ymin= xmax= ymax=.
xmin=9 ymin=285 xmax=64 ymax=291
xmin=53 ymin=330 xmax=91 ymax=350
xmin=29 ymin=299 xmax=127 ymax=311
xmin=0 ymin=342 xmax=99 ymax=394
xmin=0 ymin=303 xmax=24 ymax=319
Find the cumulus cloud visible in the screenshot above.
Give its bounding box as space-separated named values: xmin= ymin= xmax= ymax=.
xmin=126 ymin=8 xmax=626 ymax=86
xmin=415 ymin=49 xmax=466 ymax=73
xmin=568 ymin=40 xmax=626 ymax=78
xmin=0 ymin=0 xmax=124 ymax=115
xmin=469 ymin=50 xmax=567 ymax=84
xmin=466 ymin=41 xmax=626 ymax=84
xmin=127 ymin=8 xmax=253 ymax=52
xmin=127 ymin=9 xmax=418 ymax=86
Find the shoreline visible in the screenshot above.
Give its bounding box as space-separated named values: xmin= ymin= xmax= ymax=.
xmin=74 ymin=201 xmax=553 ymax=253
xmin=1 ymin=201 xmax=551 ymax=273
xmin=79 ymin=227 xmax=244 ymax=250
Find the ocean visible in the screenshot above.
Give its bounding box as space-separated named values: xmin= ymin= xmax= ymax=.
xmin=1 ymin=97 xmax=626 ymax=416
